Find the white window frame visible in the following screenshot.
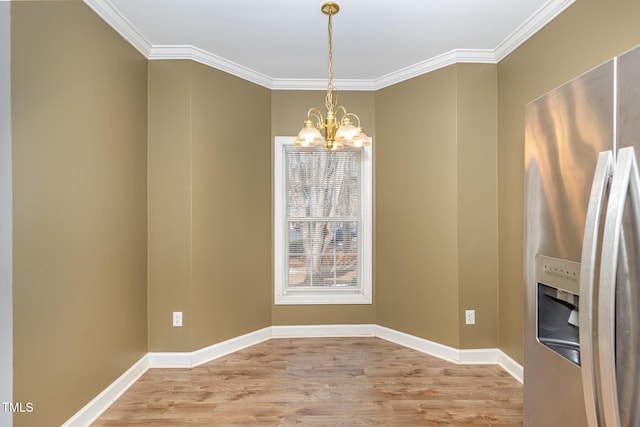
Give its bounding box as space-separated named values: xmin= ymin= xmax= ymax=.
xmin=274 ymin=136 xmax=372 ymax=305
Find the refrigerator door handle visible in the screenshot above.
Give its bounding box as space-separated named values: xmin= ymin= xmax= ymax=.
xmin=598 ymin=146 xmax=640 ymax=427
xmin=580 ymin=150 xmax=614 ymax=427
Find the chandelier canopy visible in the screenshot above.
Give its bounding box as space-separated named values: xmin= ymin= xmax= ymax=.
xmin=295 ymin=1 xmax=370 ymax=151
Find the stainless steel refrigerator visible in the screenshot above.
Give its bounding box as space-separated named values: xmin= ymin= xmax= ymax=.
xmin=524 ymin=44 xmax=640 ymax=426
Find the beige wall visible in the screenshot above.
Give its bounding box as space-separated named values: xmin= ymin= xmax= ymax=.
xmin=148 ymin=60 xmax=272 ymax=351
xmin=497 ymin=0 xmax=640 ymax=363
xmin=11 ymin=2 xmax=148 ymax=426
xmin=376 ymin=66 xmax=460 ymax=347
xmin=270 ymin=90 xmax=377 ymax=325
xmin=375 ymin=64 xmax=498 ymax=348
xmin=190 ymin=62 xmax=271 ymax=348
xmin=147 ymin=60 xmax=194 ymax=351
xmin=457 ymin=64 xmax=498 ymax=349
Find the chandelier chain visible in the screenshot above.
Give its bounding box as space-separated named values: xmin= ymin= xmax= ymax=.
xmin=325 ymin=11 xmax=334 ymax=112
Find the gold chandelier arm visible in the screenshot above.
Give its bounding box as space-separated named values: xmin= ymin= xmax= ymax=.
xmin=334 ymin=107 xmax=361 ymax=128
xmin=306 ymin=107 xmax=324 ymax=127
xmin=344 ymin=112 xmax=361 ymax=127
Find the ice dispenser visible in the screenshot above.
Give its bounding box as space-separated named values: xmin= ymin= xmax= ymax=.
xmin=536 ymin=256 xmax=581 ymax=365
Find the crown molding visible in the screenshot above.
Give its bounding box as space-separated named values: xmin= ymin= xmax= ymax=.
xmin=84 ymin=0 xmax=575 ymax=91
xmin=271 ymin=78 xmax=377 ymax=91
xmin=148 ymin=45 xmax=274 ymax=89
xmin=83 ymin=0 xmax=152 ymax=57
xmin=374 ymin=0 xmax=575 ymax=89
xmin=494 ymin=0 xmax=575 ymax=62
xmin=373 ymin=49 xmax=497 ymax=90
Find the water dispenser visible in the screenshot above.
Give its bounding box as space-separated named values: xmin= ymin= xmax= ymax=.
xmin=536 ymin=255 xmax=581 ymax=365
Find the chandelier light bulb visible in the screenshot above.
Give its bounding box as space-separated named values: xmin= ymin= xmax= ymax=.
xmin=348 ymin=128 xmax=370 ymax=148
xmin=335 ymin=117 xmax=359 ymax=142
xmin=294 ymin=119 xmax=322 ymax=147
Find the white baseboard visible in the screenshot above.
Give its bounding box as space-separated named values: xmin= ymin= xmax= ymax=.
xmin=376 ymin=325 xmax=501 ymax=365
xmin=271 ymin=324 xmax=377 ymax=338
xmin=375 ymin=325 xmax=523 ymax=382
xmin=63 ymin=324 xmax=524 ymax=426
xmin=148 ymin=327 xmax=272 ymax=368
xmin=459 ymin=348 xmax=501 ymax=364
xmin=375 ymin=325 xmax=461 ymax=363
xmin=498 ymin=350 xmax=524 ymax=383
xmin=146 ymin=351 xmax=192 ymax=368
xmin=191 ymin=327 xmax=272 ymax=367
xmin=61 ymin=354 xmax=149 ymax=427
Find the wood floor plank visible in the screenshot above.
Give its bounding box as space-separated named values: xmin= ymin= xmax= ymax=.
xmin=93 ymin=337 xmax=523 ymax=426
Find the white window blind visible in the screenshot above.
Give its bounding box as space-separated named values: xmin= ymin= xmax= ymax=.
xmin=285 ymin=147 xmax=361 ymax=289
xmin=275 ymin=137 xmax=372 ymax=305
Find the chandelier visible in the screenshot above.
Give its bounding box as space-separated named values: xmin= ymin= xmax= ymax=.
xmin=295 ymin=1 xmax=370 ymax=151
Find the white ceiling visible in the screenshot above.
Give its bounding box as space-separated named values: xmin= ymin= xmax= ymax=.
xmin=84 ymin=0 xmax=574 ymax=90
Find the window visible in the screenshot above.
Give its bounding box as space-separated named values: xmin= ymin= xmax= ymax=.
xmin=274 ymin=136 xmax=372 ymax=305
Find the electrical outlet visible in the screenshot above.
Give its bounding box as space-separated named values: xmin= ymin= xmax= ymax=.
xmin=465 ymin=309 xmax=475 ymax=325
xmin=173 ymin=311 xmax=183 ymax=327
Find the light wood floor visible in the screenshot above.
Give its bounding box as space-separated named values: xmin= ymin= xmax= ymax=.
xmin=93 ymin=337 xmax=523 ymax=426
